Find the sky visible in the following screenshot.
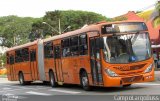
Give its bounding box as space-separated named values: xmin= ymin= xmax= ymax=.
xmin=0 ymin=0 xmax=158 ymax=18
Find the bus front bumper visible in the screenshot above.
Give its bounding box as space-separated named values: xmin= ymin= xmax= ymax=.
xmin=103 ymin=70 xmax=154 ymax=87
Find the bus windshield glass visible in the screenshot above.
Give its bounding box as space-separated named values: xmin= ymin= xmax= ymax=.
xmin=103 ymin=32 xmax=151 ymax=63
xmin=101 ymin=22 xmax=147 ymax=34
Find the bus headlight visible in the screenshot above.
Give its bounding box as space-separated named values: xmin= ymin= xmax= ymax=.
xmin=105 ymin=68 xmax=118 ymax=77
xmin=144 ymin=63 xmax=153 ymax=73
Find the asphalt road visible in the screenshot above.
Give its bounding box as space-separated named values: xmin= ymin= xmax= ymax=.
xmin=0 ymin=71 xmax=160 ymax=101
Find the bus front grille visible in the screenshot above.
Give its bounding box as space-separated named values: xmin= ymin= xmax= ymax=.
xmin=122 ymin=75 xmax=143 ymax=83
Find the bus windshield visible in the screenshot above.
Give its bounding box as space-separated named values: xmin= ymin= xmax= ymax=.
xmin=103 ymin=32 xmax=151 ymax=63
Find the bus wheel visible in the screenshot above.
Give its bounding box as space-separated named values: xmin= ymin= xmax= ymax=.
xmin=49 ymin=71 xmax=57 ymax=87
xmin=80 ymin=71 xmax=91 ymax=91
xmin=123 ymin=84 xmax=131 ymax=87
xmin=19 ymin=72 xmax=25 ymax=85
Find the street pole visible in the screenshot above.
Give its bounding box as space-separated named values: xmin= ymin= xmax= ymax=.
xmin=43 ymin=21 xmax=70 ymax=35
xmin=13 ymin=36 xmax=16 ymax=46
xmin=58 ymin=19 xmax=61 ymax=35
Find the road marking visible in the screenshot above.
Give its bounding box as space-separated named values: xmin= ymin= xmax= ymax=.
xmin=135 ymin=83 xmax=160 ymax=86
xmin=49 ymin=89 xmax=81 ymax=94
xmin=2 ymin=87 xmax=12 ymax=90
xmin=0 ymin=89 xmax=24 ymax=92
xmin=2 ymin=85 xmax=47 ymax=90
xmin=26 ymin=91 xmax=51 ymax=96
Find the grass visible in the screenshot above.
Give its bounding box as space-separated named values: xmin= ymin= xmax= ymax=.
xmin=153 ymin=17 xmax=160 ymax=28
xmin=0 ymin=74 xmax=7 ymax=78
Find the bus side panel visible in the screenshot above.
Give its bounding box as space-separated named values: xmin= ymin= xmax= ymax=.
xmin=29 ymin=45 xmax=39 ymax=81
xmin=44 ymin=58 xmax=54 ymax=81
xmin=68 ymin=57 xmax=79 ymax=84
xmin=62 ymin=56 xmax=92 ymax=85
xmin=16 ymin=62 xmax=32 ymax=81
xmin=6 ymin=64 xmax=12 ymax=81
xmin=61 ymin=57 xmax=71 ymax=83
xmin=78 ymin=56 xmax=93 ymax=85
xmin=14 ymin=63 xmax=19 ymax=81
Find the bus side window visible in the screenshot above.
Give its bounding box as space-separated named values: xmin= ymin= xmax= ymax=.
xmin=22 ymin=48 xmax=29 ymax=61
xmin=79 ymin=34 xmax=88 ymax=55
xmin=62 ymin=38 xmax=70 ymax=57
xmin=44 ymin=42 xmax=54 ymax=58
xmin=54 ymin=46 xmax=61 ymax=58
xmin=30 ymin=51 xmax=36 ymax=61
xmin=7 ymin=53 xmax=10 ymax=64
xmin=70 ymin=36 xmax=79 ymax=56
xmin=95 ymin=38 xmax=100 ymax=59
xmin=9 ymin=55 xmax=14 ymax=65
xmin=15 ymin=50 xmax=23 ymax=63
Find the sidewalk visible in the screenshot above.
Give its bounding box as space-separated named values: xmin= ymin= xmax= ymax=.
xmin=0 ymin=78 xmax=11 ymax=83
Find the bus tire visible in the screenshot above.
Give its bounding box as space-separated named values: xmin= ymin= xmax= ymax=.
xmin=123 ymin=84 xmax=131 ymax=87
xmin=19 ymin=72 xmax=25 ymax=85
xmin=80 ymin=71 xmax=91 ymax=91
xmin=49 ymin=71 xmax=57 ymax=87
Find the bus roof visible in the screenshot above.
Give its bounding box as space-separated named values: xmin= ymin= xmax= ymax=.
xmin=43 ymin=24 xmax=99 ymax=42
xmin=43 ymin=20 xmax=145 ymax=42
xmin=6 ymin=40 xmax=38 ymax=52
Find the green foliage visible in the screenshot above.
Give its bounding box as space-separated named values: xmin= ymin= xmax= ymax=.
xmin=0 ymin=10 xmax=111 ymax=46
xmin=0 ymin=15 xmax=40 ymax=47
xmin=112 ymin=16 xmax=128 ymax=21
xmin=153 ymin=17 xmax=160 ymax=27
xmin=41 ymin=10 xmax=108 ymax=36
xmin=0 ymin=54 xmax=6 ymax=66
xmin=156 ymin=1 xmax=160 ymax=12
xmin=29 ymin=19 xmax=45 ymax=41
xmin=135 ymin=11 xmax=143 ymax=14
xmin=154 ymin=1 xmax=160 ymax=27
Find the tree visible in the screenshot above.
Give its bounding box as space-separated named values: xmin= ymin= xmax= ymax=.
xmin=112 ymin=16 xmax=128 ymax=21
xmin=153 ymin=0 xmax=160 ymax=27
xmin=136 ymin=11 xmax=143 ymax=14
xmin=42 ymin=10 xmax=109 ymax=35
xmin=0 ymin=16 xmax=40 ymax=47
xmin=155 ymin=0 xmax=160 ymax=13
xmin=29 ymin=20 xmax=45 ymax=41
xmin=30 ymin=10 xmax=110 ymax=40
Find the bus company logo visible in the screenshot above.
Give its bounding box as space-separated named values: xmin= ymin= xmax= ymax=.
xmin=129 ymin=76 xmax=136 ymax=82
xmin=114 ymin=66 xmax=130 ymax=71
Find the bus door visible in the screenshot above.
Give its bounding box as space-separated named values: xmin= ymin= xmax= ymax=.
xmin=54 ymin=45 xmax=64 ymax=84
xmin=30 ymin=50 xmax=38 ymax=80
xmin=9 ymin=55 xmax=16 ymax=80
xmin=90 ymin=37 xmax=103 ymax=85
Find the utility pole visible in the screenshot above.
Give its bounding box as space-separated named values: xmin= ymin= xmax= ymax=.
xmin=43 ymin=21 xmax=71 ymax=35
xmin=13 ymin=36 xmax=16 ymax=46
xmin=58 ymin=19 xmax=61 ymax=35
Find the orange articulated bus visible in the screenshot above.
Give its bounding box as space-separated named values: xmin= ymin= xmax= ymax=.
xmin=6 ymin=21 xmax=154 ymax=90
